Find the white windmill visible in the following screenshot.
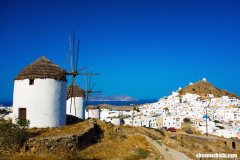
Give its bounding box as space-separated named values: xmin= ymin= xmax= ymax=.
xmin=12 ymin=56 xmax=67 ymax=128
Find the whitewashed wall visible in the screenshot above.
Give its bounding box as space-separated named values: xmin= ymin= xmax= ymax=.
xmin=106 ymin=117 xmax=121 ymax=125
xmin=66 ymin=97 xmax=84 ymax=119
xmin=85 ymin=108 xmax=100 ymax=119
xmin=12 ymin=79 xmax=66 ymax=128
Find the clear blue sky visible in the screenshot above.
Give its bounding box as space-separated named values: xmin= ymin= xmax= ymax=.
xmin=1 ymin=0 xmax=240 ymax=102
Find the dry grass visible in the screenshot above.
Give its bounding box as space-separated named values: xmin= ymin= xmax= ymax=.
xmin=27 ymin=120 xmax=92 ymax=138
xmin=6 ymin=154 xmax=57 ymax=160
xmin=3 ymin=120 xmax=164 ymax=160
xmin=162 ymin=133 xmax=240 ymax=159
xmin=77 ymin=134 xmax=158 ymax=160
xmin=74 ymin=120 xmax=163 ymax=159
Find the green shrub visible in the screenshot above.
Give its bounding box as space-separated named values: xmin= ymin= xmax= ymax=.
xmin=163 ymin=107 xmax=169 ymax=111
xmin=134 ymin=107 xmax=140 ymax=112
xmin=136 ymin=148 xmax=150 ymax=159
xmin=0 ymin=119 xmax=29 ymax=151
xmin=183 ymin=118 xmax=191 ymax=123
xmin=0 ymin=109 xmax=9 ymax=115
xmin=213 ymin=120 xmax=221 ymax=124
xmin=216 ymin=126 xmax=225 ymax=129
xmin=15 ymin=118 xmax=30 ymax=129
xmin=153 ymin=129 xmax=165 ymax=137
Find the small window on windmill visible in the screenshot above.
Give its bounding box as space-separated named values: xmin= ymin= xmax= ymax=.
xmin=29 ymin=79 xmax=34 ymax=85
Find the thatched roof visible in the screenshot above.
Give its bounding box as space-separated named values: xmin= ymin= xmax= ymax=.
xmin=67 ymin=84 xmax=84 ymax=99
xmin=15 ymin=56 xmax=67 ymax=81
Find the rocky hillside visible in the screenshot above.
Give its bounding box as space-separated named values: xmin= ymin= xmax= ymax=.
xmin=162 ymin=132 xmax=240 ymax=159
xmin=1 ymin=119 xmax=164 ymax=160
xmin=178 ymin=80 xmax=239 ymax=99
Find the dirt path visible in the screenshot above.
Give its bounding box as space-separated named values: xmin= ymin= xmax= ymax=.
xmin=138 ymin=134 xmax=192 ymax=160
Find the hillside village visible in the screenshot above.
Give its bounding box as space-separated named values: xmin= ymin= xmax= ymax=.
xmin=85 ymin=78 xmax=240 ymax=139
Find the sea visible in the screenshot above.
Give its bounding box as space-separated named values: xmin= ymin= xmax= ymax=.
xmin=0 ymin=99 xmax=158 ymax=107
xmin=88 ymin=99 xmax=157 ymax=106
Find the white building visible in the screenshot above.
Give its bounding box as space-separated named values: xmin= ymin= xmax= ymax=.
xmin=105 ymin=117 xmax=121 ymax=125
xmin=12 ymin=56 xmax=67 ymax=128
xmin=66 ymin=85 xmax=85 ymax=119
xmin=162 ymin=116 xmax=182 ymax=129
xmin=124 ymin=115 xmax=158 ymax=128
xmin=85 ymin=106 xmax=100 ymax=119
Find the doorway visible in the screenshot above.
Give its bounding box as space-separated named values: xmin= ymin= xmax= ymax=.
xmin=232 ymin=141 xmax=236 ymax=149
xmin=18 ymin=108 xmax=26 ymax=120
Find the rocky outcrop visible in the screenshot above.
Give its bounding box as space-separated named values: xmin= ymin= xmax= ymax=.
xmin=23 ymin=123 xmax=103 ymax=154
xmin=162 ymin=134 xmax=240 ymax=159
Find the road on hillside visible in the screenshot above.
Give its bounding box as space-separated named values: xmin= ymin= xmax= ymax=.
xmin=138 ymin=134 xmax=192 ymax=160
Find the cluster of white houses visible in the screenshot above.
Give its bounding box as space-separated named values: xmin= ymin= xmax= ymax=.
xmin=122 ymin=79 xmax=240 ymax=139
xmin=84 ymin=79 xmax=240 ymax=139
xmin=2 ymin=56 xmax=240 ymax=140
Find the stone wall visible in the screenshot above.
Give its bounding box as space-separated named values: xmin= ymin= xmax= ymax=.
xmin=224 ymin=138 xmax=240 ymax=150
xmin=23 ymin=123 xmax=103 ymax=154
xmin=173 ymin=134 xmax=239 ymax=151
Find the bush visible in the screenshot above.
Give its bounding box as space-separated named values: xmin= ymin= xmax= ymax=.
xmin=216 ymin=126 xmax=225 ymax=129
xmin=163 ymin=107 xmax=169 ymax=111
xmin=0 ymin=109 xmax=9 ymax=115
xmin=134 ymin=107 xmax=140 ymax=112
xmin=15 ymin=119 xmax=30 ymax=129
xmin=153 ymin=129 xmax=165 ymax=137
xmin=183 ymin=118 xmax=191 ymax=123
xmin=136 ymin=148 xmax=150 ymax=159
xmin=213 ymin=120 xmax=221 ymax=124
xmin=0 ymin=119 xmax=29 ymax=151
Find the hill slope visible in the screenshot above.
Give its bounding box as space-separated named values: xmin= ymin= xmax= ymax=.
xmin=178 ymin=80 xmax=238 ymax=99
xmin=1 ymin=120 xmax=164 ymax=160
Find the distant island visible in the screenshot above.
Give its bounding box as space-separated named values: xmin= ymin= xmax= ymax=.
xmin=89 ymin=95 xmax=137 ymax=101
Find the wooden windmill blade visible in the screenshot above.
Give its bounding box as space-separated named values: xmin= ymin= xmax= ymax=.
xmin=84 ymin=74 xmax=102 ymax=106
xmin=86 ymin=90 xmax=102 ymax=94
xmin=77 ymin=67 xmax=86 ymax=72
xmin=83 ymin=73 xmax=91 ymax=107
xmin=84 ymin=73 xmax=90 ymax=106
xmin=75 ymin=39 xmax=80 ymax=71
xmin=85 ymin=81 xmax=102 ymax=94
xmin=73 ymin=94 xmax=77 ymax=116
xmin=66 ymin=52 xmax=71 ymax=73
xmin=68 ymin=81 xmax=74 ymax=114
xmin=88 ymin=82 xmax=103 ymax=94
xmin=78 ymin=73 xmax=100 ymax=76
xmin=67 ymin=32 xmax=79 ymax=116
xmin=72 ymin=38 xmax=79 ymax=116
xmin=69 ymin=33 xmax=74 ymax=72
xmin=69 ymin=32 xmax=74 ymax=114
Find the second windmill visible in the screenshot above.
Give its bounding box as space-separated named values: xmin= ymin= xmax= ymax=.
xmin=66 ymin=33 xmax=101 ymax=120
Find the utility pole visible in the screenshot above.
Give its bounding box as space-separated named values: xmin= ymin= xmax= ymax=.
xmin=131 ymin=106 xmax=136 ymax=126
xmin=205 ymin=100 xmax=210 ymax=136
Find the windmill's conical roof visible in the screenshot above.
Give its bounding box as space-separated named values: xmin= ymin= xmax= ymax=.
xmin=67 ymin=84 xmax=84 ymax=99
xmin=15 ymin=56 xmax=67 ymax=81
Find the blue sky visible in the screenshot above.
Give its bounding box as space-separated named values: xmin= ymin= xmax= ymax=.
xmin=0 ymin=0 xmax=240 ymax=102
